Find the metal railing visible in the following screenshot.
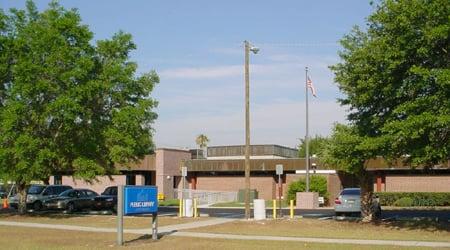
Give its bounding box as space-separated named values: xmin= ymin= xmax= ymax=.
xmin=174 ymin=189 xmax=237 ymax=206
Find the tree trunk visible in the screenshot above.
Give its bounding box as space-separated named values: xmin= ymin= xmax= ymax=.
xmin=359 ymin=170 xmax=375 ymax=222
xmin=17 ymin=182 xmax=27 ymax=214
xmin=42 ymin=177 xmax=49 ymax=185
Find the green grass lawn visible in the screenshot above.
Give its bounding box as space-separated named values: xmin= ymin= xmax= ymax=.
xmin=185 ymin=218 xmax=450 ymax=242
xmin=158 ymin=198 xmax=179 ymax=206
xmin=0 ymin=226 xmax=437 ymax=250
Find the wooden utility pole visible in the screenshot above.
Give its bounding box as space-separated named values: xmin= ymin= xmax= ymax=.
xmin=244 ymin=40 xmax=251 ymax=220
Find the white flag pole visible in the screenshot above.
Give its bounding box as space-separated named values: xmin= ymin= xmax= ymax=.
xmin=305 ymin=67 xmax=310 ymax=192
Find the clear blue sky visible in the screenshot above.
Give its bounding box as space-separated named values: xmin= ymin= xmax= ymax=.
xmin=2 ymin=0 xmax=375 ymax=149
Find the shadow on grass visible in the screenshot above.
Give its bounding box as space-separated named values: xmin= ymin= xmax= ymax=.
xmin=124 ymin=230 xmax=177 ymax=244
xmin=372 ymin=218 xmax=450 ymax=233
xmin=0 ymin=209 xmax=108 ymax=219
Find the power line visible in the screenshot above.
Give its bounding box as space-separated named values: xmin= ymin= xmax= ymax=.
xmin=257 ymin=42 xmax=339 ymax=47
xmin=235 ymin=42 xmax=339 ymax=48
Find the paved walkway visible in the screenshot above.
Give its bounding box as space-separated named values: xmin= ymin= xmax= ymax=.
xmin=172 ymin=231 xmax=450 ymax=248
xmin=1 ymin=220 xmax=450 ymax=248
xmin=0 ymin=217 xmax=236 ymax=234
xmin=132 ymin=217 xmax=237 ymax=234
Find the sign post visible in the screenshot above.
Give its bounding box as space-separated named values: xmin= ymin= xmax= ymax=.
xmin=152 ymin=212 xmax=158 ymax=240
xmin=117 ymin=185 xmax=124 ymax=246
xmin=181 ymin=166 xmax=187 ymax=217
xmin=117 ymin=185 xmax=158 ymax=245
xmin=276 ymin=164 xmax=283 ymax=218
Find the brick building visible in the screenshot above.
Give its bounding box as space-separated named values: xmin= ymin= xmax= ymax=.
xmin=51 ymin=145 xmax=450 ymax=203
xmin=51 ymin=148 xmax=191 ymax=198
xmin=181 ymin=145 xmax=450 ymax=203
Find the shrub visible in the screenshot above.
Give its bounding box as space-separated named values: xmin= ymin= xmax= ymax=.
xmin=287 ymin=180 xmax=306 ymax=202
xmin=287 ymin=175 xmax=328 ymax=204
xmin=375 ymin=192 xmax=450 ymax=207
xmin=393 ymin=197 xmax=414 ymax=207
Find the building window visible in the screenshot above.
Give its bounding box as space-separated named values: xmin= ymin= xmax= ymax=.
xmin=126 ymin=175 xmax=136 ymax=185
xmin=54 ymin=175 xmax=62 ymax=185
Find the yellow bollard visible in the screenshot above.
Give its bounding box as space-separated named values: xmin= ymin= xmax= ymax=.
xmin=290 ymin=200 xmax=294 ymax=219
xmin=179 ymin=199 xmax=184 ymax=217
xmin=193 ymin=198 xmax=198 ymax=218
xmin=182 ymin=199 xmax=185 ymax=217
xmin=273 ymin=199 xmax=277 ymax=219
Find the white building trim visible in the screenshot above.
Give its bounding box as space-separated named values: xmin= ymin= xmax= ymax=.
xmin=295 ymin=170 xmax=336 ymax=174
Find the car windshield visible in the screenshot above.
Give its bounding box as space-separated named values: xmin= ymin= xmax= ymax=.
xmin=59 ymin=189 xmax=75 ymax=197
xmin=341 ymin=189 xmax=360 ymax=195
xmin=102 ymin=187 xmax=117 ymax=195
xmin=28 ymin=185 xmax=45 ymax=194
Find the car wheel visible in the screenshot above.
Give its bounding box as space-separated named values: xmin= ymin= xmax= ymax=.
xmin=67 ymin=202 xmax=75 ymax=213
xmin=33 ymin=201 xmax=42 ymax=211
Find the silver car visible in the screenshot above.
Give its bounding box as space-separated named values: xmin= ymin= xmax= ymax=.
xmin=334 ymin=188 xmax=381 ymax=217
xmin=43 ymin=189 xmax=98 ymax=213
xmin=9 ymin=185 xmax=72 ymax=211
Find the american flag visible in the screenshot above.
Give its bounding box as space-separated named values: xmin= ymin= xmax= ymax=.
xmin=307 ymin=76 xmax=317 ymax=97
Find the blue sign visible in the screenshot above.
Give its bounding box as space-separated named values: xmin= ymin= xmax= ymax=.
xmin=124 ymin=186 xmax=158 ymax=215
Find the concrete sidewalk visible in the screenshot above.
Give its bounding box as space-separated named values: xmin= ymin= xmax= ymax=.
xmin=172 ymin=231 xmax=450 ymax=248
xmin=0 ymin=217 xmax=236 ymax=234
xmin=1 ymin=220 xmax=450 ymax=248
xmin=132 ymin=217 xmax=237 ymax=234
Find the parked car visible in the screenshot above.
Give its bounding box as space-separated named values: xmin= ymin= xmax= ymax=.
xmin=0 ymin=185 xmax=9 ymax=199
xmin=43 ymin=189 xmax=98 ymax=213
xmin=334 ymin=188 xmax=381 ymax=217
xmin=93 ymin=186 xmax=118 ymax=212
xmin=9 ymin=185 xmax=72 ymax=211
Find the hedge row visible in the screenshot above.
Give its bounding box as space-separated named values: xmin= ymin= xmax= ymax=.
xmin=375 ymin=192 xmax=450 ymax=207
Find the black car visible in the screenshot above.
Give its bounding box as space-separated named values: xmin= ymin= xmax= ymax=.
xmin=93 ymin=186 xmax=117 ymax=212
xmin=43 ymin=189 xmax=98 ymax=213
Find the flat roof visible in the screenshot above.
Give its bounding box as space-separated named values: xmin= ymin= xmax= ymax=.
xmin=207 ymin=144 xmax=298 ymax=158
xmin=184 ymin=158 xmax=317 ymax=172
xmin=183 ymin=157 xmax=450 ymax=172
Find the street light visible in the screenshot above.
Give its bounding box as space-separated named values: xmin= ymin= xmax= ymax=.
xmin=244 ymin=40 xmax=259 ymax=220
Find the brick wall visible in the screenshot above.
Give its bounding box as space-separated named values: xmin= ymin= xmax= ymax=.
xmin=385 ymin=176 xmax=450 ymax=192
xmin=155 ymin=148 xmax=191 ymax=199
xmin=57 ymin=175 xmax=127 ymax=194
xmin=327 ymin=174 xmax=342 ymax=202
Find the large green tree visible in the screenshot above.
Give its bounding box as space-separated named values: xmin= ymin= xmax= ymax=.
xmin=298 ymin=135 xmax=329 ymax=158
xmin=321 ymin=124 xmax=382 ymax=220
xmin=0 ymin=1 xmax=158 ymax=213
xmin=327 ymin=0 xmax=449 ymax=221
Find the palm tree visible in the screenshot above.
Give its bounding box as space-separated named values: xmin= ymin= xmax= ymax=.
xmin=195 ymin=134 xmax=209 ymax=159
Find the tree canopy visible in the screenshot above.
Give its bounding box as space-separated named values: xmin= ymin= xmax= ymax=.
xmin=330 ymin=0 xmax=449 ymax=167
xmin=195 ymin=134 xmax=210 ymax=149
xmin=325 ymin=0 xmax=449 ymax=220
xmin=0 ymin=1 xmax=158 ymax=187
xmin=298 ymin=135 xmax=329 ymax=158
